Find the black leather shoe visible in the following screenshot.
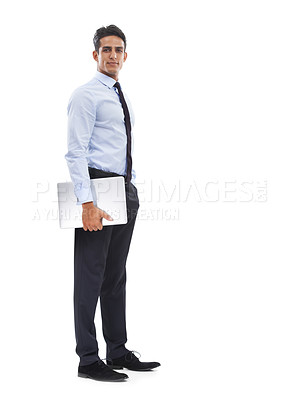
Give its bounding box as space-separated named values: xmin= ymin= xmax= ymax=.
xmin=78 ymin=360 xmax=129 ymax=381
xmin=107 ymin=351 xmax=161 ymax=371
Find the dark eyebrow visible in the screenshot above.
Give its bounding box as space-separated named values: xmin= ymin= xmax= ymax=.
xmin=102 ymin=46 xmax=124 ymax=50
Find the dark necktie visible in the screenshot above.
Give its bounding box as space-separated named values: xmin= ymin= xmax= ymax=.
xmin=113 ymin=81 xmax=132 ymax=183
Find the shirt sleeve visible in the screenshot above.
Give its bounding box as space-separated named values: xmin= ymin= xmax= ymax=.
xmin=127 ymin=95 xmax=136 ymax=184
xmin=65 ymin=88 xmax=96 ymax=205
xmin=131 ymin=133 xmax=136 ymax=184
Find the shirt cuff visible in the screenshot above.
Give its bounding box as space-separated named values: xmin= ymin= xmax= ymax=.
xmin=74 ymin=183 xmax=94 ymax=205
xmin=131 ymin=168 xmax=136 ymax=184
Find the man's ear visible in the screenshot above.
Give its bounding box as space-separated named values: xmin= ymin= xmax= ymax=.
xmin=123 ymin=52 xmax=128 ymax=62
xmin=93 ymin=50 xmax=99 ymax=62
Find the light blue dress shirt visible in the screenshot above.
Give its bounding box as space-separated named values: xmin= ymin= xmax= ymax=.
xmin=65 ymin=71 xmax=136 ymax=204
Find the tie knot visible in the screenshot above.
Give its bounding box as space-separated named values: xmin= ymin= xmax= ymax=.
xmin=113 ymin=81 xmax=121 ymax=90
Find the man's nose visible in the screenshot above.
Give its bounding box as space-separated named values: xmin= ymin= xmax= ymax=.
xmin=110 ymin=50 xmax=117 ymax=59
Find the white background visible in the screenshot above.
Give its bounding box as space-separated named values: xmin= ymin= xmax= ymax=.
xmin=1 ymin=0 xmax=300 ymax=399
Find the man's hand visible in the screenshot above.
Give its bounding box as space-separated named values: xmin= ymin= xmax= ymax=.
xmin=82 ymin=202 xmax=113 ymax=232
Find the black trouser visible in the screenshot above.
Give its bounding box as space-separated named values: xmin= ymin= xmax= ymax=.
xmin=74 ymin=168 xmax=139 ymax=366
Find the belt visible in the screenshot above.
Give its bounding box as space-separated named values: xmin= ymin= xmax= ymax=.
xmin=88 ymin=167 xmax=128 ymax=184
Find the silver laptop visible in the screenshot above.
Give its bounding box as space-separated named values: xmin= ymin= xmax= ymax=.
xmin=57 ymin=177 xmax=127 ymax=228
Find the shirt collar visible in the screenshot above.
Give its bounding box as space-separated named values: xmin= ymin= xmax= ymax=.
xmin=94 ymin=71 xmax=117 ymax=89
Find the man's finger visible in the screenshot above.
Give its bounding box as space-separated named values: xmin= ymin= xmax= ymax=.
xmin=101 ymin=211 xmax=113 ymax=221
xmin=95 ymin=221 xmax=103 ymax=230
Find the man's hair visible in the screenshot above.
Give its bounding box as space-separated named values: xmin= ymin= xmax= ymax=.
xmin=93 ymin=25 xmax=127 ymax=53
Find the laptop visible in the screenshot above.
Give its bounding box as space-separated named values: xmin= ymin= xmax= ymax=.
xmin=57 ymin=176 xmax=127 ymax=228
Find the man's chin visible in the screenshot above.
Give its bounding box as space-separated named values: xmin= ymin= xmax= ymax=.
xmin=108 ymin=68 xmax=118 ymax=74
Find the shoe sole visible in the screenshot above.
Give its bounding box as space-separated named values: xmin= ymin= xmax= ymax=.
xmin=107 ymin=364 xmax=158 ymax=371
xmin=78 ymin=372 xmax=128 ymax=382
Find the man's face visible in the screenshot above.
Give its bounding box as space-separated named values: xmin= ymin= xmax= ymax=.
xmin=93 ymin=35 xmax=127 ymax=80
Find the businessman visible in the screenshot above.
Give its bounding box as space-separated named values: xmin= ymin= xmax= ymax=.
xmin=65 ymin=25 xmax=160 ymax=382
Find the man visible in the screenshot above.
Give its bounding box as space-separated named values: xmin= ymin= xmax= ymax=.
xmin=65 ymin=25 xmax=160 ymax=382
